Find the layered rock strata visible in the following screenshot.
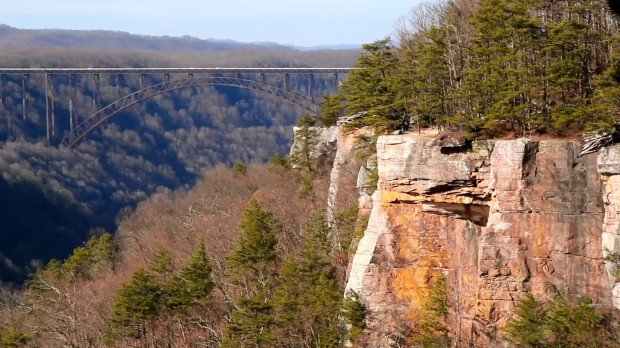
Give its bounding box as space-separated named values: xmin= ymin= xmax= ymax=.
xmin=344 ymin=133 xmax=618 ymax=347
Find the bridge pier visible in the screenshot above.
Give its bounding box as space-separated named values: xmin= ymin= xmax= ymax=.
xmin=69 ymin=74 xmax=79 ymax=131
xmin=334 ymin=73 xmax=339 ymax=90
xmin=116 ymin=74 xmax=122 ymax=99
xmin=140 ymin=74 xmax=147 ymax=90
xmin=93 ymin=74 xmax=101 ymax=110
xmin=45 ymin=74 xmax=56 ymax=141
xmin=308 ymin=74 xmax=314 ymax=102
xmin=21 ymin=74 xmax=29 ymax=121
xmin=0 ymin=74 xmax=6 ymax=136
xmin=284 ymin=73 xmax=290 ymax=91
xmin=0 ymin=74 xmax=4 ymax=110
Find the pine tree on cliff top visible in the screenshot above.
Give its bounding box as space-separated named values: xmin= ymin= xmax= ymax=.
xmin=319 ymin=93 xmax=345 ymax=127
xmin=399 ymin=25 xmax=452 ymax=131
xmin=461 ymin=0 xmax=542 ymax=134
xmin=344 ymin=37 xmax=405 ymax=131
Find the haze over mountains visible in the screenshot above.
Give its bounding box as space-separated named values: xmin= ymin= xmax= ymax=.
xmin=0 ymin=24 xmax=361 ymax=53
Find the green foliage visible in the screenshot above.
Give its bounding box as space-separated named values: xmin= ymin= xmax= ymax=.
xmin=273 ymin=213 xmax=344 ymax=347
xmin=60 ymin=247 xmax=92 ymax=280
xmin=109 ymin=245 xmax=215 ymax=341
xmin=503 ymin=293 xmax=618 ymax=347
xmin=503 ymin=294 xmax=547 ymax=347
xmin=319 ymin=94 xmax=345 ymax=126
xmin=0 ymin=327 xmax=31 ymax=347
xmin=27 ymin=233 xmax=116 ymax=288
xmin=151 ymin=248 xmax=174 ymax=276
xmin=343 ymin=37 xmax=406 ymax=131
xmin=412 ymin=276 xmax=451 ymax=348
xmin=353 ymin=134 xmax=376 ymax=163
xmin=590 ymin=42 xmax=620 ymax=131
xmin=342 ymin=290 xmax=367 ymax=342
xmin=165 ymin=240 xmax=214 ymax=314
xmin=366 ymin=166 xmax=379 ymax=192
xmin=290 ymin=114 xmax=337 ymax=176
xmin=335 ymin=0 xmax=619 ymax=137
xmin=290 ymin=116 xmax=322 ymax=174
xmin=333 ymin=204 xmax=363 ymax=254
xmin=109 ymin=268 xmax=162 ymax=339
xmin=223 ymin=199 xmax=280 ymax=347
xmin=221 ymin=292 xmax=277 ymax=348
xmin=269 ymin=153 xmax=290 ymax=168
xmin=399 ymin=25 xmax=452 ymax=131
xmin=64 ymin=233 xmax=116 ymax=280
xmin=226 ymin=199 xmax=279 ymax=284
xmin=234 ymin=161 xmax=247 ymax=176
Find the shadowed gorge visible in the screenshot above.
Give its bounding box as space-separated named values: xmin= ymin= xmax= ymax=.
xmin=0 ymin=176 xmax=105 ymax=283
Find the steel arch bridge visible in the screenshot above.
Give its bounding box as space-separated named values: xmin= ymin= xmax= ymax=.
xmin=0 ymin=68 xmax=352 ymax=148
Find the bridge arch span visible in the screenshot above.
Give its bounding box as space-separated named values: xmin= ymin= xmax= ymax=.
xmin=60 ymin=75 xmax=318 ymax=148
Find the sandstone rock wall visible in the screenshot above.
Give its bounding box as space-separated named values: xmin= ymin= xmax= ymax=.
xmin=598 ymin=145 xmax=620 ymax=309
xmin=289 ymin=125 xmax=339 ymax=170
xmin=343 ymin=133 xmax=619 ymax=347
xmin=324 ymin=128 xmax=374 ymax=251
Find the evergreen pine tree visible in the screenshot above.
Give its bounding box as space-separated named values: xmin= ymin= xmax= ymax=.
xmin=226 ymin=198 xmax=278 ymax=285
xmin=343 ymin=37 xmax=405 ymax=131
xmin=319 ymin=94 xmax=345 ymax=126
xmin=545 ymin=295 xmax=615 ymax=347
xmin=290 ymin=115 xmax=321 ymax=174
xmin=222 ymin=292 xmax=277 ymax=348
xmin=590 ymin=72 xmax=620 ymax=131
xmin=462 ymin=0 xmax=541 ymax=135
xmin=504 ymin=293 xmax=618 ymax=347
xmin=151 ymin=248 xmax=174 ymax=277
xmin=503 ymin=293 xmax=547 ymax=347
xmin=273 ymin=213 xmax=343 ymax=347
xmin=223 ymin=199 xmax=280 ymax=347
xmin=165 ymin=239 xmax=215 ymax=314
xmin=109 ymin=268 xmax=162 ymax=339
xmin=412 ymin=276 xmax=451 ymax=347
xmin=399 ymin=26 xmax=453 ymax=131
xmin=342 ymin=290 xmax=367 ymax=342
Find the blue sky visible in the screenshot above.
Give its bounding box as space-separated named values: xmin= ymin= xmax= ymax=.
xmin=0 ymin=0 xmax=422 ymax=47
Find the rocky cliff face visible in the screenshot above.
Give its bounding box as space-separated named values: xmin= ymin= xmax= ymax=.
xmin=340 ymin=133 xmax=620 ymax=347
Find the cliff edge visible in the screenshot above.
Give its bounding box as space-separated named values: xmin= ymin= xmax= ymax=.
xmin=338 ymin=132 xmax=620 ymax=347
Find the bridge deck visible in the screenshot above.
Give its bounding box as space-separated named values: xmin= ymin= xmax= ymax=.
xmin=0 ymin=67 xmax=352 ymax=74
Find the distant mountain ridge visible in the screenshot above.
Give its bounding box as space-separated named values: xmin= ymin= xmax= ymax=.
xmin=0 ymin=24 xmax=359 ymax=52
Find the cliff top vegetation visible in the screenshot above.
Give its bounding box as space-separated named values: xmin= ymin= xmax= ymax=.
xmin=317 ymin=0 xmax=620 ymax=139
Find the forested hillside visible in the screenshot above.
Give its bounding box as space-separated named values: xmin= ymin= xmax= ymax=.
xmin=0 ymin=33 xmax=359 ymax=284
xmin=0 ymin=161 xmax=361 ymax=347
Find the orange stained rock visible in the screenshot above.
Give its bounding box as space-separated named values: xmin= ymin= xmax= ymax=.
xmin=392 ymin=267 xmax=433 ymax=309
